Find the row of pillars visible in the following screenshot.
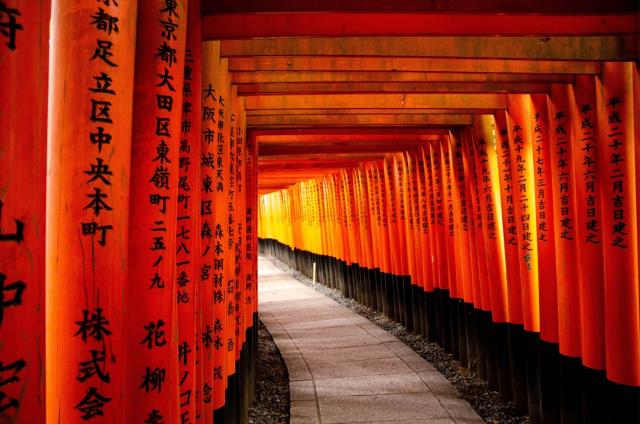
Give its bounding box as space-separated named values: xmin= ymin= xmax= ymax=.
xmin=258 ymin=67 xmax=640 ymax=421
xmin=1 ymin=1 xmax=258 ymax=422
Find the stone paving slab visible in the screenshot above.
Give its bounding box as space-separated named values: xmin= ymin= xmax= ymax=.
xmin=307 ymin=357 xmax=414 ymax=379
xmin=318 ymin=393 xmax=449 ymax=423
xmin=258 ymin=255 xmax=484 ymax=424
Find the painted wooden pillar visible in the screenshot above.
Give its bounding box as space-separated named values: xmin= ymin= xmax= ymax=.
xmin=470 ymin=115 xmax=509 ymax=324
xmin=0 ymin=1 xmax=48 ymax=421
xmin=570 ymin=76 xmax=605 ymax=372
xmin=318 ymin=178 xmax=327 ymax=261
xmin=506 ymin=94 xmax=540 ymax=333
xmin=422 ymin=147 xmax=441 ymax=297
xmin=494 ymin=111 xmax=525 ymax=326
xmin=177 ymin=0 xmax=201 ymax=421
xmin=246 ymin=129 xmax=258 ymax=337
xmin=383 ymin=157 xmax=400 ymax=277
xmin=352 ymin=170 xmax=363 ymax=271
xmin=449 ymin=132 xmax=474 ymax=306
xmin=125 ymin=1 xmax=188 ymax=421
xmin=375 ymin=164 xmax=392 ymax=279
xmin=395 ymin=154 xmax=410 ymax=279
xmin=328 ymin=176 xmax=337 ymax=263
xmin=213 ymin=58 xmax=230 ymax=412
xmin=403 ymin=155 xmax=417 ymax=289
xmin=46 ymin=1 xmax=138 ymax=422
xmin=460 ymin=130 xmax=484 ymax=312
xmin=406 ymin=154 xmax=424 ymax=292
xmin=349 ymin=170 xmax=362 ymax=269
xmin=199 ymin=40 xmax=220 ymax=421
xmin=361 ymin=168 xmax=375 ymax=273
xmin=415 ymin=152 xmax=434 ymax=294
xmin=235 ymin=105 xmax=247 ymax=356
xmin=327 ymin=177 xmax=338 ymax=267
xmin=428 ymin=144 xmax=447 ymax=292
xmin=438 ymin=139 xmax=457 ymax=297
xmin=331 ymin=177 xmax=343 ymax=267
xmin=225 ymin=85 xmax=237 ymax=395
xmin=546 ymin=84 xmax=582 ymax=359
xmin=407 ymin=152 xmax=423 ymax=291
xmin=367 ymin=166 xmax=382 ymax=274
xmin=597 ymin=62 xmax=639 ymax=387
xmin=422 ymin=147 xmax=439 ymax=292
xmin=530 ymin=94 xmax=559 ymax=345
xmin=399 ymin=154 xmax=416 ymax=285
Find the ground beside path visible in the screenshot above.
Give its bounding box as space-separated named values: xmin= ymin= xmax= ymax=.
xmin=258 ymin=255 xmax=484 ymax=424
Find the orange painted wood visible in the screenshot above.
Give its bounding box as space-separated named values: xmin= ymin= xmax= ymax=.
xmin=505 ymin=94 xmax=540 ymax=333
xmin=222 ymin=85 xmax=237 ymax=380
xmin=229 ymin=56 xmax=601 ymax=75
xmin=125 ymin=1 xmax=188 ymax=421
xmin=468 ymin=121 xmax=492 ymax=310
xmin=360 ymin=168 xmax=375 ymax=270
xmin=416 ymin=149 xmax=435 ymax=293
xmin=494 ymin=111 xmax=525 ymax=325
xmin=203 ymin=12 xmax=638 ymax=38
xmin=260 ymin=143 xmax=425 ymax=156
xmin=443 ymin=138 xmax=461 ymax=297
xmin=428 ymin=144 xmax=448 ymax=290
xmin=546 ymin=84 xmax=581 ymax=358
xmin=530 ymin=94 xmax=559 ymax=344
xmin=393 ymin=154 xmax=410 ymax=277
xmin=236 ymin=81 xmax=551 ymax=95
xmin=436 ymin=140 xmax=455 ymax=293
xmin=213 ymin=57 xmax=231 ymax=408
xmin=235 ymin=106 xmax=248 ymax=354
xmin=0 ymin=1 xmax=48 ymax=421
xmin=422 ymin=146 xmax=442 ymax=291
xmin=318 ymin=178 xmax=328 ymax=258
xmin=365 ymin=166 xmax=381 ymax=273
xmin=244 ymin=93 xmax=505 ymax=111
xmin=344 ymin=170 xmax=359 ymax=266
xmin=199 ymin=40 xmax=220 ymax=419
xmin=203 ymin=0 xmax=637 ymax=15
xmin=374 ymin=164 xmax=392 ymax=276
xmin=449 ymin=132 xmax=474 ymax=303
xmin=391 ymin=153 xmax=413 ymax=277
xmin=383 ymin=158 xmax=401 ymax=275
xmin=255 ymin=130 xmax=447 ymax=141
xmin=597 ymin=62 xmax=639 ymax=386
xmin=46 ymin=1 xmax=137 ymax=422
xmin=406 ymin=153 xmax=424 ymax=289
xmin=247 ymin=114 xmax=473 ymax=127
xmin=353 ymin=168 xmax=371 ymax=268
xmin=461 ymin=128 xmax=487 ymax=310
xmin=245 ymin=130 xmax=259 ymax=328
xmin=221 ymin=36 xmax=638 ymax=61
xmin=232 ymin=71 xmax=576 ymax=85
xmin=249 ymin=109 xmax=497 ymax=117
xmin=469 ymin=115 xmax=509 ymax=322
xmin=177 ymin=0 xmax=201 ymax=421
xmin=327 ymin=176 xmax=342 ymax=264
xmin=571 ymin=76 xmax=605 ymax=371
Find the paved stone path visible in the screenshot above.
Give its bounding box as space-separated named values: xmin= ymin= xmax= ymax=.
xmin=258 ymin=255 xmax=484 ymax=424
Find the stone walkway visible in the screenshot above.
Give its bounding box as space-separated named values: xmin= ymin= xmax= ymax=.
xmin=258 ymin=255 xmax=484 ymax=424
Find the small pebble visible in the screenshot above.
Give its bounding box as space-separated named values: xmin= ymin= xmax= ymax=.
xmin=248 ymin=320 xmax=290 ymax=424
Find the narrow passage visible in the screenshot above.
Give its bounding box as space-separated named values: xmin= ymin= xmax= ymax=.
xmin=258 ymin=255 xmax=484 ymax=424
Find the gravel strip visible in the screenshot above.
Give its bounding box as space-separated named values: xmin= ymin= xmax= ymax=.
xmin=248 ymin=320 xmax=290 ymax=424
xmin=266 ymin=255 xmax=529 ymax=424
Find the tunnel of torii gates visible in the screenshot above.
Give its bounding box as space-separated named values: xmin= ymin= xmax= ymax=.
xmin=0 ymin=0 xmax=639 ymax=423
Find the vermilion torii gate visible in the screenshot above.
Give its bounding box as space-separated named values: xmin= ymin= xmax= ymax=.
xmin=0 ymin=0 xmax=638 ymax=423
